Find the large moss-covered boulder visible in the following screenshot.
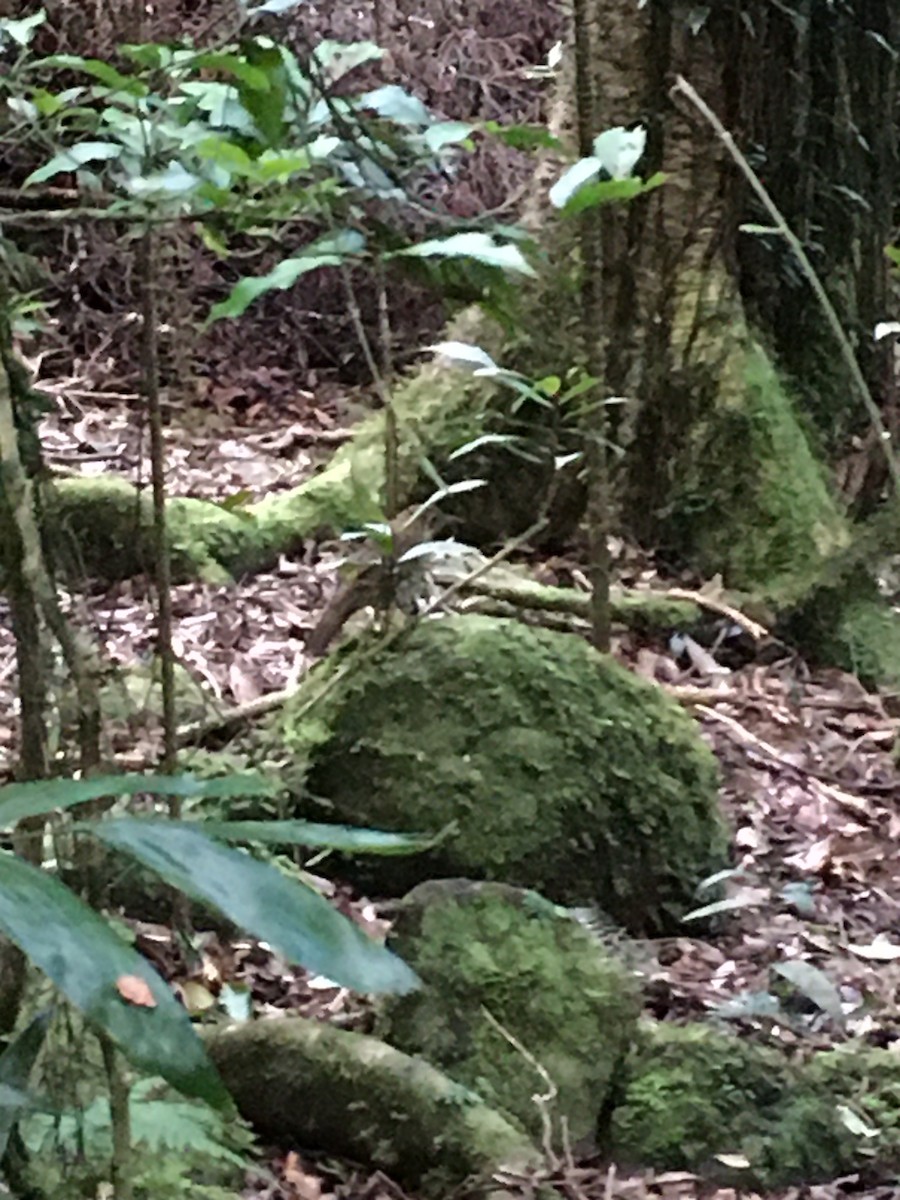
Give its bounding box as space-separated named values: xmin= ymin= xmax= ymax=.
xmin=608 ymin=1023 xmax=900 ymax=1187
xmin=376 ymin=879 xmax=639 ymax=1147
xmin=279 ymin=614 xmax=728 ymax=934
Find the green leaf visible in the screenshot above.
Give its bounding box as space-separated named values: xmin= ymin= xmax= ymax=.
xmin=24 ymin=141 xmax=123 ymax=186
xmin=202 ymin=820 xmax=435 ymax=855
xmin=189 ymin=52 xmax=271 ymax=90
xmin=359 ymin=84 xmax=430 ymax=126
xmin=424 ymin=121 xmax=474 ymax=153
xmin=238 ymin=40 xmax=286 ymax=145
xmin=0 ymin=9 xmax=47 ymax=48
xmin=247 ymin=0 xmax=305 ymax=12
xmin=682 ymin=888 xmax=769 ymax=922
xmin=558 ymin=172 xmax=666 ymax=216
xmin=410 ymin=478 xmax=487 ymax=523
xmin=0 ymin=1012 xmax=51 ymax=1160
xmin=428 ymin=341 xmax=499 ymax=371
xmin=0 ymin=854 xmax=226 ymax=1105
xmin=398 ymin=233 xmax=535 ymax=277
xmin=94 ymin=821 xmax=420 ymax=994
xmin=483 ymin=121 xmax=561 ymax=151
xmin=33 ymin=54 xmax=146 ymax=95
xmin=195 ymin=136 xmax=254 ymax=176
xmin=315 ymin=40 xmax=383 ymax=83
xmin=549 ymin=156 xmax=600 ymax=208
xmin=0 ymin=772 xmax=278 ymax=829
xmin=773 ymin=960 xmax=845 ymax=1023
xmin=207 ymin=230 xmax=365 ymax=322
xmin=448 ymin=433 xmax=518 ymax=460
xmin=885 ymin=244 xmax=900 ymax=268
xmin=127 ymin=162 xmax=200 ymax=197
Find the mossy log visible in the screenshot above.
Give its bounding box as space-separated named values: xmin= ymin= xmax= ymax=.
xmin=203 ymin=1017 xmax=540 ymax=1195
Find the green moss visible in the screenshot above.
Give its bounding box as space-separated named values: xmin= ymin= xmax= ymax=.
xmin=205 ymin=1017 xmax=539 ymax=1196
xmin=276 ymin=615 xmax=728 ymax=935
xmin=377 ymin=880 xmax=639 ymax=1146
xmin=665 ymin=347 xmax=849 ymax=604
xmin=608 ymin=1024 xmax=900 ymax=1188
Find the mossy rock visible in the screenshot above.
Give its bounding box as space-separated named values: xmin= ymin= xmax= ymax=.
xmin=277 ymin=614 xmax=728 ymax=935
xmin=376 ymin=879 xmax=639 ymax=1147
xmin=608 ymin=1023 xmax=900 ymax=1187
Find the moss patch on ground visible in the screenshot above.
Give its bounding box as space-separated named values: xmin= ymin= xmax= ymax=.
xmin=608 ymin=1023 xmax=900 ymax=1188
xmin=275 ymin=614 xmax=728 ymax=935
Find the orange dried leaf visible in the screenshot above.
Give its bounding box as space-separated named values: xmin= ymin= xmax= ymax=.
xmin=116 ymin=975 xmax=157 ymax=1007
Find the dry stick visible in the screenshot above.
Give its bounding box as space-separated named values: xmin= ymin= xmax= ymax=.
xmin=696 ymin=704 xmax=870 ymax=817
xmin=672 ymin=75 xmax=900 ymax=497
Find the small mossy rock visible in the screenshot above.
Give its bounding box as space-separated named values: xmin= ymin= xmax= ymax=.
xmin=279 ymin=615 xmax=728 ymax=935
xmin=608 ymin=1023 xmax=888 ymax=1187
xmin=376 ymin=879 xmax=640 ymax=1147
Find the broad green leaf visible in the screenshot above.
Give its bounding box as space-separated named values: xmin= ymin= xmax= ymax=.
xmin=127 ymin=162 xmax=200 ymax=197
xmin=252 ymin=149 xmax=312 ymax=180
xmin=195 ymin=136 xmax=254 ymax=175
xmin=25 ymin=141 xmax=122 ymax=186
xmin=201 ymin=820 xmax=435 ymax=854
xmin=483 ymin=121 xmax=561 ymax=151
xmin=398 ymin=233 xmax=535 ymax=277
xmin=0 ymin=1012 xmax=51 ymax=1160
xmin=239 ymin=40 xmax=286 ymax=145
xmin=207 ymin=230 xmax=365 ymax=322
xmin=773 ymin=960 xmax=845 ymax=1023
xmin=0 ymin=854 xmax=226 ymax=1105
xmin=428 ymin=341 xmax=499 ymax=371
xmin=94 ymin=821 xmax=419 ymax=995
xmin=0 ymin=9 xmax=46 ymax=47
xmin=33 ymin=55 xmax=146 ymax=95
xmin=559 ymin=172 xmax=666 ymax=216
xmin=885 ymin=244 xmax=900 ymax=268
xmin=190 ymin=52 xmax=271 ymax=90
xmin=120 ymin=43 xmax=172 ymax=69
xmin=424 ymin=121 xmax=475 ymax=153
xmin=359 ymin=84 xmax=430 ymax=126
xmin=549 ymin=156 xmax=600 ymax=209
xmin=315 ymin=40 xmax=383 ymax=83
xmin=0 ymin=772 xmax=277 ymax=829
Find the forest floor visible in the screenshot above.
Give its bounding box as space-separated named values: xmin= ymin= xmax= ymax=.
xmin=1 ymin=388 xmax=900 ymax=1200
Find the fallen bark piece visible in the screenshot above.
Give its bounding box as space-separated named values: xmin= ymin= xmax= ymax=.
xmin=203 ymin=1017 xmax=540 ymax=1195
